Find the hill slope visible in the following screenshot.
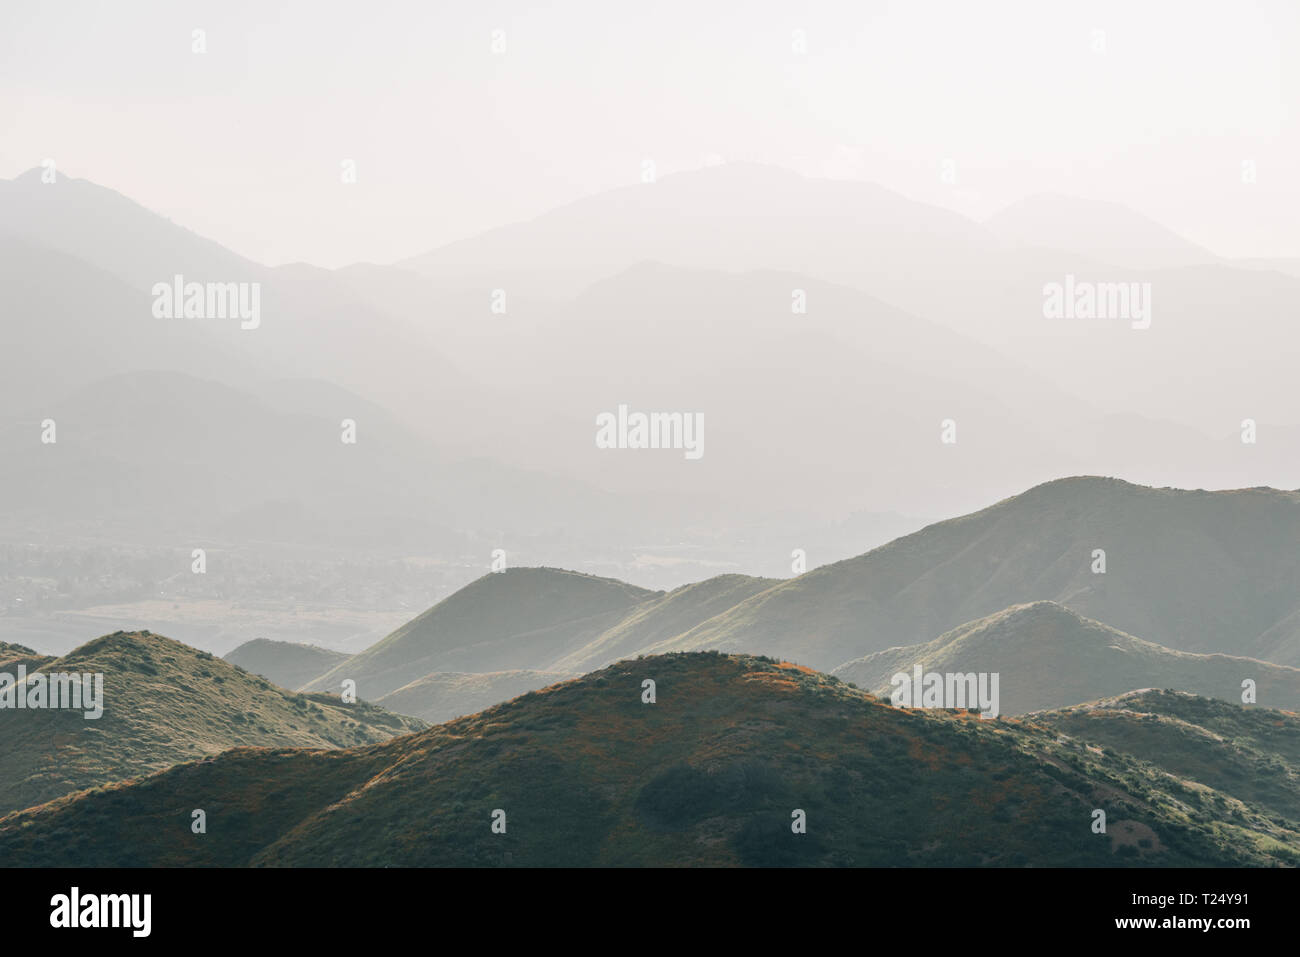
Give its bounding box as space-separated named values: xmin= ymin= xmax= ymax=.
xmin=1035 ymin=690 xmax=1300 ymax=825
xmin=375 ymin=669 xmax=577 ymax=724
xmin=551 ymin=573 xmax=779 ymax=673
xmin=0 ymin=631 xmax=425 ymax=814
xmin=833 ymin=601 xmax=1300 ymax=714
xmin=302 ymin=568 xmax=659 ymax=700
xmin=2 ymin=653 xmax=1294 ymax=866
xmin=223 ymin=639 xmax=351 ymax=692
xmin=0 ymin=641 xmax=53 ymax=672
xmin=645 ymin=478 xmax=1300 ymax=669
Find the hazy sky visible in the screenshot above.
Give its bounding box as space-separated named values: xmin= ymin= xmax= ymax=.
xmin=2 ymin=0 xmax=1296 ymax=267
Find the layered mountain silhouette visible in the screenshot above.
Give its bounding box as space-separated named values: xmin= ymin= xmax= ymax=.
xmin=0 ymin=630 xmax=425 ymax=815
xmin=1 ymin=653 xmax=1293 ymax=866
xmin=0 ymin=368 xmax=631 ymax=548
xmin=392 ymin=162 xmax=1300 ymax=456
xmin=10 ymin=165 xmax=1298 ymax=571
xmin=399 ymin=162 xmax=1043 ymax=296
xmin=832 ymin=601 xmax=1300 ymax=714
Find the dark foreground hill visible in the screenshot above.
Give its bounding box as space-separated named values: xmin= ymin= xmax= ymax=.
xmin=833 ymin=601 xmax=1300 ymax=714
xmin=0 ymin=631 xmax=426 ymax=815
xmin=223 ymin=638 xmax=351 ymax=692
xmin=2 ymin=653 xmax=1294 ymax=866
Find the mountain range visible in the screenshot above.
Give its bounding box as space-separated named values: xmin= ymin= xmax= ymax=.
xmin=6 ymin=164 xmax=1299 ymax=587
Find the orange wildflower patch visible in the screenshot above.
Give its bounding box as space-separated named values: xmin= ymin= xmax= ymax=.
xmin=740 ymin=672 xmax=800 ymax=693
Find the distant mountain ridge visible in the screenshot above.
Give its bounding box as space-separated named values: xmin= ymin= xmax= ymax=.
xmin=984 ymin=193 xmax=1220 ymax=270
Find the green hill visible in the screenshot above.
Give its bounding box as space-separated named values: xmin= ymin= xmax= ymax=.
xmin=223 ymin=638 xmax=351 ymax=691
xmin=2 ymin=653 xmax=1294 ymax=866
xmin=303 ymin=571 xmax=775 ymax=721
xmin=301 ymin=567 xmax=659 ymax=700
xmin=1034 ymin=690 xmax=1300 ymax=825
xmin=0 ymin=630 xmax=425 ymax=815
xmin=375 ymin=669 xmax=577 ymax=724
xmin=550 ymin=573 xmax=778 ymax=672
xmin=832 ymin=601 xmax=1300 ymax=714
xmin=641 ymin=478 xmax=1300 ymax=669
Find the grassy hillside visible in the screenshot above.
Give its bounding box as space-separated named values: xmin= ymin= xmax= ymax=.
xmin=302 ymin=567 xmax=659 ymax=699
xmin=1035 ymin=690 xmax=1300 ymax=824
xmin=375 ymin=669 xmax=577 ymax=724
xmin=0 ymin=641 xmax=53 ymax=672
xmin=833 ymin=601 xmax=1300 ymax=714
xmin=223 ymin=638 xmax=351 ymax=691
xmin=642 ymin=478 xmax=1300 ymax=669
xmin=0 ymin=630 xmax=425 ymax=814
xmin=301 ymin=571 xmax=776 ymax=720
xmin=2 ymin=653 xmax=1294 ymax=866
xmin=550 ymin=573 xmax=778 ymax=672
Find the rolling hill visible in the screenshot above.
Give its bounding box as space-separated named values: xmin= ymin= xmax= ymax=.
xmin=223 ymin=639 xmax=352 ymax=692
xmin=549 ymin=573 xmax=779 ymax=673
xmin=642 ymin=477 xmax=1300 ymax=669
xmin=1 ymin=653 xmax=1294 ymax=866
xmin=294 ymin=473 xmax=1300 ymax=720
xmin=374 ymin=669 xmax=577 ymax=724
xmin=301 ymin=568 xmax=659 ymax=700
xmin=1034 ymin=690 xmax=1300 ymax=826
xmin=0 ymin=630 xmax=426 ymax=815
xmin=832 ymin=601 xmax=1300 ymax=714
xmin=300 ymin=569 xmax=781 ymax=710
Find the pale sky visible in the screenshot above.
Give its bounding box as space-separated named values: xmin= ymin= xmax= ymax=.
xmin=2 ymin=0 xmax=1296 ymax=267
